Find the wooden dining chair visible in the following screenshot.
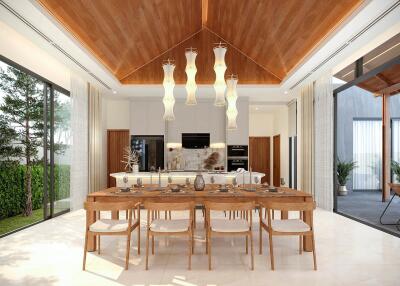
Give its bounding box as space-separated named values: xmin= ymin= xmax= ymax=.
xmin=259 ymin=201 xmax=317 ymax=270
xmin=144 ymin=201 xmax=195 ymax=270
xmin=83 ymin=201 xmax=141 ymax=271
xmin=205 ymin=201 xmax=255 ymax=270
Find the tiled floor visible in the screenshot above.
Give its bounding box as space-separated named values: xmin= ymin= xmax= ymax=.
xmin=0 ymin=208 xmax=399 ymax=286
xmin=337 ymin=191 xmax=400 ymax=235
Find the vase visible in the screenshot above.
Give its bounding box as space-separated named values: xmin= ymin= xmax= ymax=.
xmin=132 ymin=165 xmax=139 ymax=173
xmin=338 ymin=185 xmax=347 ymax=196
xmin=194 ymin=174 xmax=205 ymax=191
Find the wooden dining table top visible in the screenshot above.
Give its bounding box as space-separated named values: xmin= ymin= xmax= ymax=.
xmin=88 ymin=184 xmax=312 ymax=202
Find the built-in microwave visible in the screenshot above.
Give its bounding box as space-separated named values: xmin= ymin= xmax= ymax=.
xmin=227 ymin=145 xmax=248 ymax=158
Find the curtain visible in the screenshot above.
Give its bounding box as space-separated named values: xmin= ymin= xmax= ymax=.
xmin=393 ymin=119 xmax=400 ymax=183
xmin=314 ymin=74 xmax=334 ymax=211
xmin=353 ymin=120 xmax=382 ymax=190
xmin=70 ymin=74 xmax=88 ymax=210
xmin=300 ymin=82 xmax=314 ymax=196
xmin=88 ymin=84 xmax=103 ymax=194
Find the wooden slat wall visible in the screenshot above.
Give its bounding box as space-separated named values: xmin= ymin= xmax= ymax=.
xmin=107 ymin=129 xmax=130 ymax=188
xmin=249 ymin=137 xmax=271 ymax=184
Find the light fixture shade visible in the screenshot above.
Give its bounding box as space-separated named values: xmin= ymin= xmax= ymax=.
xmin=226 ymin=75 xmax=238 ymax=130
xmin=162 ymin=60 xmax=176 ymax=121
xmin=185 ymin=48 xmax=198 ymax=105
xmin=213 ymin=44 xmax=227 ymax=106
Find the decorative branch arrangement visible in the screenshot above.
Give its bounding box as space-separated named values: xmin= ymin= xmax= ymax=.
xmin=121 ymin=146 xmax=140 ymax=172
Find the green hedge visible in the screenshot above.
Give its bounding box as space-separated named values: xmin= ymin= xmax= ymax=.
xmin=0 ymin=162 xmax=70 ymax=219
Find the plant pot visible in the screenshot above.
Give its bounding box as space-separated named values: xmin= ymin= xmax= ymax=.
xmin=338 ymin=185 xmax=348 ymax=196
xmin=132 ymin=165 xmax=139 ymax=173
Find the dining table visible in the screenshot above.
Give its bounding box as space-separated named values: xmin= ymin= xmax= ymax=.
xmin=86 ymin=184 xmax=314 ymax=252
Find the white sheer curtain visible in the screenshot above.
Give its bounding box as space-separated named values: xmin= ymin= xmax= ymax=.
xmin=392 ymin=119 xmax=400 ymax=183
xmin=299 ymin=82 xmax=314 ymax=196
xmin=88 ymin=84 xmax=103 ymax=194
xmin=314 ymin=73 xmax=334 ymax=211
xmin=70 ymin=74 xmax=88 ymax=210
xmin=353 ymin=120 xmax=382 ymax=190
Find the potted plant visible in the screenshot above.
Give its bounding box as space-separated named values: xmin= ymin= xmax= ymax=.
xmin=337 ymin=158 xmax=357 ymax=196
xmin=121 ymin=146 xmax=140 ymax=173
xmin=392 ymin=160 xmax=400 ymax=183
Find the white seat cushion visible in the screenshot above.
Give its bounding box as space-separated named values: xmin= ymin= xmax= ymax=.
xmin=150 ymin=219 xmax=190 ymax=232
xmin=89 ymin=219 xmax=129 ymax=233
xmin=211 ymin=219 xmax=250 ymax=232
xmin=263 ymin=219 xmax=310 ymax=233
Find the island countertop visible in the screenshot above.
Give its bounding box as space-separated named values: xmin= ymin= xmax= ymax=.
xmin=111 ymin=171 xmax=265 ymax=187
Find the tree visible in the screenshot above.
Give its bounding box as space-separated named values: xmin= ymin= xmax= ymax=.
xmin=0 ymin=65 xmax=44 ymax=216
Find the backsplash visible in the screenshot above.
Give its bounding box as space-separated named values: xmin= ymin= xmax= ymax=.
xmin=167 ymin=148 xmax=225 ymax=170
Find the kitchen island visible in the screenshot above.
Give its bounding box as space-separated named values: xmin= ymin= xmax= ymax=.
xmin=111 ymin=171 xmax=265 ymax=187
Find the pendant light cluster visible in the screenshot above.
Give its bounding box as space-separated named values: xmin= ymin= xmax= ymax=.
xmin=161 ymin=42 xmax=238 ymax=129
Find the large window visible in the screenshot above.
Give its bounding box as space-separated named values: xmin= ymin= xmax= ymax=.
xmin=352 ymin=119 xmax=382 ymax=190
xmin=0 ymin=56 xmax=71 ymax=236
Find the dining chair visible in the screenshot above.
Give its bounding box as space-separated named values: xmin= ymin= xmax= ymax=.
xmin=144 ymin=201 xmax=195 ymax=270
xmin=83 ymin=201 xmax=141 ymax=270
xmin=259 ymin=201 xmax=317 ymax=270
xmin=205 ymin=201 xmax=255 ymax=270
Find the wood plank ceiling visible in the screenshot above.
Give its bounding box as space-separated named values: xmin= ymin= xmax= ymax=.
xmin=38 ymin=0 xmax=363 ymax=84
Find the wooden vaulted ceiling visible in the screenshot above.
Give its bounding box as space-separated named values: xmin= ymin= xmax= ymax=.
xmin=38 ymin=0 xmax=363 ymax=84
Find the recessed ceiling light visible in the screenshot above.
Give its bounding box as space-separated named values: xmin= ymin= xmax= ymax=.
xmin=255 ymin=107 xmax=259 ymax=110
xmin=284 ymin=90 xmax=288 ymax=94
xmin=112 ymin=90 xmax=117 ymax=94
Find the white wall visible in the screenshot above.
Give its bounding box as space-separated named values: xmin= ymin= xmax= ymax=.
xmin=167 ymin=99 xmax=225 ymax=144
xmin=0 ymin=20 xmax=70 ymax=89
xmin=249 ymin=113 xmax=274 ymax=136
xmin=106 ymin=99 xmax=131 ymax=130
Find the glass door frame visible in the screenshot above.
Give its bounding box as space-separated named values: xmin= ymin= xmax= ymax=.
xmin=0 ymin=55 xmax=70 ymax=223
xmin=333 ymin=55 xmax=400 ymax=212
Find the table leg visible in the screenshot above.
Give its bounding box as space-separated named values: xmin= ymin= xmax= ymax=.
xmin=303 ymin=197 xmax=313 ymax=252
xmin=281 ymin=211 xmax=288 ymax=219
xmin=87 ymin=197 xmax=97 ymax=252
xmin=111 ymin=211 xmax=119 ymax=219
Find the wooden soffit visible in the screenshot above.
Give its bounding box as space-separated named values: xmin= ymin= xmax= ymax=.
xmin=38 ymin=0 xmax=363 ymax=84
xmin=359 ymin=63 xmax=400 ymax=95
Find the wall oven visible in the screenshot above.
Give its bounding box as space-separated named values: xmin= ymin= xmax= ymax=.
xmin=227 ymin=145 xmax=248 ymax=171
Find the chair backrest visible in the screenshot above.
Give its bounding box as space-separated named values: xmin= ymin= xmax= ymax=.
xmin=261 ymin=201 xmax=316 ymax=212
xmin=84 ymin=201 xmax=137 ymax=212
xmin=389 ymin=183 xmax=400 ymax=196
xmin=205 ymin=201 xmax=255 ymax=211
xmin=144 ymin=201 xmax=195 ymax=211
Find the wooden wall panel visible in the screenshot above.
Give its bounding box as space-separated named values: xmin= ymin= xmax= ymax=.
xmin=273 ymin=135 xmax=281 ymax=187
xmin=107 ymin=129 xmax=130 ymax=187
xmin=249 ymin=137 xmax=271 ymax=184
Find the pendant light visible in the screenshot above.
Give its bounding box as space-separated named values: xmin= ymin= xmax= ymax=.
xmin=185 ymin=48 xmax=198 ymax=105
xmin=162 ymin=59 xmax=176 ymax=121
xmin=213 ymin=42 xmax=227 ymax=106
xmin=226 ymin=74 xmax=238 ymax=130
xmin=162 ymin=0 xmax=175 ymax=120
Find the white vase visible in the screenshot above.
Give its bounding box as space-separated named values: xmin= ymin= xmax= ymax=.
xmin=132 ymin=165 xmax=139 ymax=173
xmin=338 ymin=185 xmax=348 ymax=196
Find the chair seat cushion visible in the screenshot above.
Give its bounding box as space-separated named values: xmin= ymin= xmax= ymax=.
xmin=150 ymin=219 xmax=190 ymax=232
xmin=211 ymin=219 xmax=250 ymax=232
xmin=89 ymin=219 xmax=129 ymax=233
xmin=263 ymin=219 xmax=310 ymax=233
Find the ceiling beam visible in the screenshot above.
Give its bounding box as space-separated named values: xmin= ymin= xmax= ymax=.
xmin=204 ymin=26 xmax=282 ymax=82
xmin=202 ymin=0 xmax=208 ymax=27
xmin=375 ymin=72 xmax=394 ymax=87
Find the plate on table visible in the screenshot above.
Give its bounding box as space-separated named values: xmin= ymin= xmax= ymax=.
xmin=218 ymin=188 xmax=229 ymax=192
xmin=118 ymin=187 xmax=131 ymax=193
xmin=268 ymin=187 xmax=278 ymax=192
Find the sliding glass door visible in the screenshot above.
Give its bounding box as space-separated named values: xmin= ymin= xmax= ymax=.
xmin=0 ymin=56 xmax=71 ymax=235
